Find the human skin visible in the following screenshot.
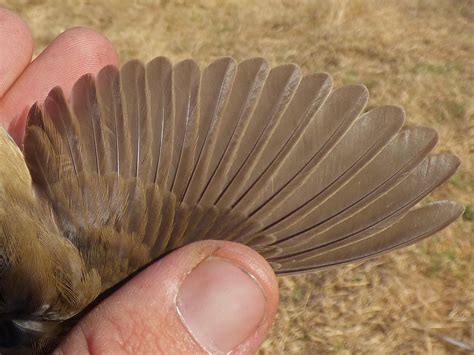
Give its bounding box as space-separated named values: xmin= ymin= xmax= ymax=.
xmin=0 ymin=8 xmax=279 ymax=354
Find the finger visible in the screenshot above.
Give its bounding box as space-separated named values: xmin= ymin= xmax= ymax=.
xmin=0 ymin=26 xmax=119 ymax=143
xmin=0 ymin=8 xmax=33 ymax=97
xmin=55 ymin=241 xmax=279 ymax=354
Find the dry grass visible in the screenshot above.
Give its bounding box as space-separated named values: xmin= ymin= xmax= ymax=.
xmin=3 ymin=0 xmax=473 ymax=353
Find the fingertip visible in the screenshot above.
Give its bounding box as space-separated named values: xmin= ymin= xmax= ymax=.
xmin=53 ymin=26 xmax=119 ymax=73
xmin=26 ymin=26 xmax=119 ymax=97
xmin=213 ymin=241 xmax=280 ymax=319
xmin=176 ymin=242 xmax=279 ymax=353
xmin=0 ymin=7 xmax=34 ymax=96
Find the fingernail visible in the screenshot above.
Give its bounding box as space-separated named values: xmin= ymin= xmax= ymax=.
xmin=177 ymin=256 xmax=266 ymax=353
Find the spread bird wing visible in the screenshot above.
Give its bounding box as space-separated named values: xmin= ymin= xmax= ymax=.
xmin=23 ymin=58 xmax=462 ymax=286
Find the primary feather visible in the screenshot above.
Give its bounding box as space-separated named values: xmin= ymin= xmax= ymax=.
xmin=0 ymin=57 xmax=462 ymax=353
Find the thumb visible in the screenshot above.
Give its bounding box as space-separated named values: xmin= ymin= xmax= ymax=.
xmin=54 ymin=241 xmax=279 ymax=354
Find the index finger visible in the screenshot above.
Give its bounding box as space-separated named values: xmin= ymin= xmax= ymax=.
xmin=0 ymin=8 xmax=34 ymax=97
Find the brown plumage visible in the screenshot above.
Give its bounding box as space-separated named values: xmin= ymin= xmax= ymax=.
xmin=0 ymin=57 xmax=463 ymax=353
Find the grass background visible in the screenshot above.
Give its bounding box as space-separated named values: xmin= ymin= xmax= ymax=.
xmin=2 ymin=0 xmax=472 ymax=353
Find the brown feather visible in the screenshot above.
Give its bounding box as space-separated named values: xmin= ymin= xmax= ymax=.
xmin=233 ymin=73 xmax=333 ymax=213
xmin=71 ymin=75 xmax=105 ymax=175
xmin=214 ymin=64 xmax=302 ymax=207
xmin=120 ymin=60 xmax=152 ymax=179
xmin=96 ymin=65 xmax=131 ymax=177
xmin=167 ymin=59 xmax=201 ymax=198
xmin=262 ymin=105 xmax=405 ymax=235
xmin=182 ymin=57 xmax=237 ymax=204
xmin=198 ymin=58 xmax=270 ymax=205
xmin=249 ymin=85 xmax=369 ymax=222
xmin=270 ymin=201 xmax=464 ymax=274
xmin=145 ymin=57 xmax=174 ymax=185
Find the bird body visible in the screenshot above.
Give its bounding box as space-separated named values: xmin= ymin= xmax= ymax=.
xmin=0 ymin=57 xmax=463 ymax=353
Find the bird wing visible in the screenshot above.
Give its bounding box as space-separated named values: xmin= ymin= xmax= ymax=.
xmin=23 ymin=57 xmax=463 ymax=281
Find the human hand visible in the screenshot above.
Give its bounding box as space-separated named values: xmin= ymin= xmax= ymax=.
xmin=0 ymin=8 xmax=279 ymax=354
